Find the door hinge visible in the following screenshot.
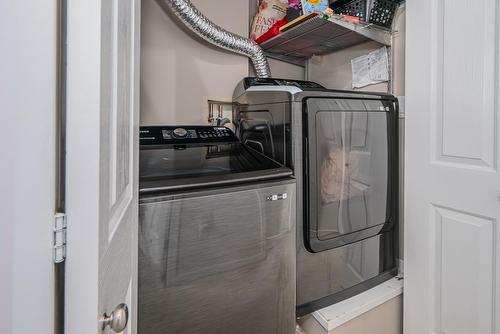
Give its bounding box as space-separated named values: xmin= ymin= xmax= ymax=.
xmin=53 ymin=213 xmax=67 ymax=263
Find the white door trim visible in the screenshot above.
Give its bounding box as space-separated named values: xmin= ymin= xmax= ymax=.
xmin=0 ymin=1 xmax=58 ymax=334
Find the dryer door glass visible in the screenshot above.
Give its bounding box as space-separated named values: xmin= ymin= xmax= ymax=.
xmin=304 ymin=98 xmax=397 ymax=252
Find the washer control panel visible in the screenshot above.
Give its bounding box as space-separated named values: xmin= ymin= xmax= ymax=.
xmin=140 ymin=125 xmax=237 ymax=145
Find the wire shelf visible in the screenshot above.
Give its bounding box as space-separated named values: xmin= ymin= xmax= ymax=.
xmin=260 ymin=14 xmax=392 ymax=67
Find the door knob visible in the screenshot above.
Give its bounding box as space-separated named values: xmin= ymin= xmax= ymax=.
xmin=99 ymin=303 xmax=128 ymax=332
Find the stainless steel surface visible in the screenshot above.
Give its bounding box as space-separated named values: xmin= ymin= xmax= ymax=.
xmin=155 ymin=0 xmax=271 ymax=78
xmin=233 ymin=85 xmax=398 ymax=314
xmin=139 ymin=137 xmax=293 ymax=194
xmin=260 ymin=14 xmax=392 ymax=66
xmin=139 ymin=180 xmax=296 ymax=334
xmin=232 ymin=83 xmax=395 ymax=103
xmin=139 ymin=167 xmax=292 ymax=194
xmin=99 ymin=303 xmax=129 ymax=332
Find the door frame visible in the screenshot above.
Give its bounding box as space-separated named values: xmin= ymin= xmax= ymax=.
xmin=0 ymin=1 xmax=59 ymax=334
xmin=65 ymin=0 xmax=102 ymax=331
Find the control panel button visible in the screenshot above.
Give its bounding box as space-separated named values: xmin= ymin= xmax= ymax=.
xmin=161 ymin=130 xmax=172 ymax=139
xmin=197 ymin=127 xmax=231 ymax=139
xmin=173 ymin=128 xmax=188 ymax=138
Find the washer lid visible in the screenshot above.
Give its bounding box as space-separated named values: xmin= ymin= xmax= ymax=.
xmin=139 ymin=142 xmax=292 ymax=194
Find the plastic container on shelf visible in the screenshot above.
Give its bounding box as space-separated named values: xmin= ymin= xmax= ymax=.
xmin=330 ymin=0 xmax=403 ymax=28
xmin=368 ymin=0 xmax=402 ymax=28
xmin=330 ymin=0 xmax=368 ymax=20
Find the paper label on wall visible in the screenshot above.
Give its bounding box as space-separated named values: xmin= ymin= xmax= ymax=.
xmin=351 ymin=47 xmax=389 ymax=88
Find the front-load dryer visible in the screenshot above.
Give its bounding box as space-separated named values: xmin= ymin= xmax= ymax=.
xmin=233 ymin=77 xmax=399 ymax=316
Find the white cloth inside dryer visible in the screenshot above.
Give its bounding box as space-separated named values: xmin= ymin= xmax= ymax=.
xmin=320 ymin=148 xmax=369 ymax=204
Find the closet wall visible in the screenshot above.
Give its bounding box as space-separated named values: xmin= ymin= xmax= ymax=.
xmin=140 ymin=0 xmax=247 ymax=125
xmin=308 ymin=6 xmax=405 ymax=96
xmin=140 ymin=0 xmax=303 ymax=125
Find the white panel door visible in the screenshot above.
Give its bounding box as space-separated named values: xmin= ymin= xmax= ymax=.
xmin=405 ymin=0 xmax=500 ymax=334
xmin=65 ymin=1 xmax=140 ymax=333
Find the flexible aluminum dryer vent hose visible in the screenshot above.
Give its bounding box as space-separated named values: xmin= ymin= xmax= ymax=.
xmin=155 ymin=0 xmax=271 ymax=78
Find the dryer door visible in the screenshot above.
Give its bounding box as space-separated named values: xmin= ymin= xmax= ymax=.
xmin=303 ymin=97 xmax=398 ymax=252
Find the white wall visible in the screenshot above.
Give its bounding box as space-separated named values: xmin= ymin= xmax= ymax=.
xmin=308 ymin=6 xmax=405 ymax=96
xmin=334 ymin=295 xmax=403 ymax=334
xmin=308 ymin=40 xmax=389 ymax=92
xmin=140 ymin=0 xmax=305 ymax=125
xmin=264 ymin=58 xmax=305 ymax=80
xmin=140 ymin=0 xmax=249 ymax=125
xmin=0 ymin=2 xmax=57 ymax=334
xmin=392 ymin=6 xmax=406 ymax=97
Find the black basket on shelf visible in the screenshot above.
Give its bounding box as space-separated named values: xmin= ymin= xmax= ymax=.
xmin=330 ymin=0 xmax=368 ymax=20
xmin=330 ymin=0 xmax=403 ymax=28
xmin=368 ymin=0 xmax=403 ymax=28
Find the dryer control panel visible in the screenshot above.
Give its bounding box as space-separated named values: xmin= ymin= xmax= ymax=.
xmin=140 ymin=125 xmax=237 ymax=146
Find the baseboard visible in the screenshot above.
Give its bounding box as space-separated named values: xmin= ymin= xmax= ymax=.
xmin=298 ymin=277 xmax=403 ymax=333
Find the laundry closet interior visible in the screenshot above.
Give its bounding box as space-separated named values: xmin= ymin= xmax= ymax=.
xmin=139 ymin=1 xmax=406 ymax=333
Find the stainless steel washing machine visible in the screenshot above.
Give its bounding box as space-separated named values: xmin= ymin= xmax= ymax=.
xmin=138 ymin=125 xmax=296 ymax=334
xmin=233 ymin=78 xmax=399 ymax=316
